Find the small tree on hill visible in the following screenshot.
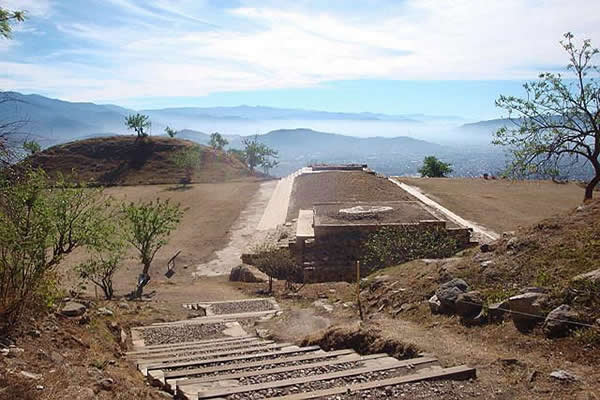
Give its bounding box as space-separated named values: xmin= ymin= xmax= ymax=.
xmin=250 ymin=243 xmax=300 ymax=293
xmin=126 ymin=113 xmax=151 ymax=139
xmin=242 ymin=135 xmax=278 ymax=173
xmin=165 ymin=126 xmax=177 ymax=138
xmin=418 ymin=156 xmax=453 ymax=177
xmin=172 ymin=145 xmax=202 ymax=185
xmin=23 ymin=140 xmax=40 ymax=155
xmin=209 ymin=132 xmax=228 ymax=150
xmin=122 ymin=199 xmax=183 ymax=299
xmin=495 ymin=33 xmax=600 ymax=201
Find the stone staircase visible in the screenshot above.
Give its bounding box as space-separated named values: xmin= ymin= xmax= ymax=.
xmin=128 ymin=298 xmax=475 ymax=400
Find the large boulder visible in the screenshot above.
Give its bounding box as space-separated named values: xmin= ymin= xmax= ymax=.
xmin=435 ymin=278 xmax=469 ymax=314
xmin=61 ymin=301 xmax=87 ymax=317
xmin=229 ymin=265 xmax=267 ymax=283
xmin=543 ymin=304 xmax=579 ymax=338
xmin=455 ymin=291 xmax=484 ymax=319
xmin=508 ymin=292 xmax=547 ymax=332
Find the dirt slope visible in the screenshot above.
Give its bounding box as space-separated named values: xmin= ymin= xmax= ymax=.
xmin=29 ymin=135 xmax=251 ymax=185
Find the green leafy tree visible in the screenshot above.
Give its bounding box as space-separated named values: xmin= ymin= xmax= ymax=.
xmin=23 ymin=140 xmax=40 ymax=155
xmin=165 ymin=126 xmax=177 ymax=138
xmin=0 ymin=170 xmax=113 ymax=330
xmin=122 ymin=199 xmax=183 ymax=298
xmin=76 ymin=217 xmax=125 ymax=300
xmin=125 ymin=113 xmax=151 ymax=139
xmin=242 ymin=135 xmax=278 ymax=173
xmin=172 ymin=145 xmax=202 ymax=185
xmin=362 ymin=226 xmax=458 ymax=272
xmin=495 ymin=33 xmax=600 ymax=200
xmin=418 ymin=156 xmax=453 ymax=177
xmin=0 ymin=7 xmax=25 ymax=39
xmin=250 ymin=243 xmax=300 ymax=293
xmin=209 ymin=132 xmax=228 ymax=150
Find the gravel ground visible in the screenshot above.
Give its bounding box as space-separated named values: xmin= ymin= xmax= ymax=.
xmin=138 ymin=341 xmax=272 ymax=359
xmin=142 ymin=323 xmax=227 ymax=346
xmin=165 ymin=350 xmax=321 ymax=372
xmin=210 ymin=299 xmax=276 ymax=315
xmin=233 ymin=362 xmax=362 ymax=387
xmin=178 ymin=354 xmax=344 ymax=379
xmin=321 ymin=380 xmax=483 ymax=399
xmin=224 ymin=367 xmax=416 ymax=398
xmin=156 ymin=347 xmax=271 ymax=365
xmin=287 ymin=171 xmax=415 ymax=221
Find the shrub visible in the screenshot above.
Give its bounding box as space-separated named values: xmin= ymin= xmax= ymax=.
xmin=362 ymin=226 xmax=458 ymax=272
xmin=251 ymin=243 xmax=301 ymax=293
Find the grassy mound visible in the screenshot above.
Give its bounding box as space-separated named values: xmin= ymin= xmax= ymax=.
xmin=28 ymin=135 xmax=251 ymax=185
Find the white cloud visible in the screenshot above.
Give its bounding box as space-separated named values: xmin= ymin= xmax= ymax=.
xmin=2 ymin=0 xmax=600 ymax=101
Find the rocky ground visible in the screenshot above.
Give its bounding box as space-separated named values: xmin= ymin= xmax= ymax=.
xmin=209 ymin=299 xmax=276 ymax=315
xmin=141 ymin=323 xmax=227 ymax=346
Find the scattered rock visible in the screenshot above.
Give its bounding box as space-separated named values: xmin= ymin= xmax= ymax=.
xmin=543 ymin=304 xmax=580 ymax=338
xmin=0 ymin=348 xmax=9 ymax=356
xmin=120 ymin=329 xmax=128 ymax=345
xmin=256 ymin=328 xmax=271 ymax=339
xmin=455 ymin=291 xmax=484 ymax=319
xmin=229 ymin=265 xmax=267 ymax=283
xmin=572 ymin=268 xmax=600 ymax=284
xmin=61 ymin=301 xmax=87 ymax=317
xmin=435 ymin=278 xmax=469 ymax=314
xmin=25 ymin=328 xmax=41 ymax=338
xmin=96 ymin=378 xmax=114 ymax=391
xmin=502 ymin=231 xmax=515 ymax=238
xmin=479 ymin=243 xmax=496 ymax=253
xmin=508 ymin=292 xmax=547 ymax=332
xmin=488 ymin=300 xmax=510 ymax=322
xmin=72 ymin=387 xmax=96 ymax=400
xmin=428 ymin=295 xmax=442 ymax=314
xmin=519 ymin=287 xmax=548 ymax=294
xmin=479 ymin=260 xmax=494 ymax=269
xmin=118 ymin=302 xmax=130 ymax=310
xmin=20 ymin=371 xmax=41 ymax=380
xmin=312 ymin=299 xmax=333 ymax=313
xmin=50 ymin=351 xmax=64 ymax=364
xmin=36 ymin=385 xmax=44 ymax=390
xmin=97 ymin=307 xmax=114 ymax=316
xmin=550 ymin=369 xmax=578 ymax=381
xmin=7 ymin=347 xmax=24 ymax=358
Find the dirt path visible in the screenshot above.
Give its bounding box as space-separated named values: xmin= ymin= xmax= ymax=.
xmin=194 ymin=180 xmax=277 ymax=276
xmin=390 ymin=178 xmax=500 ymax=242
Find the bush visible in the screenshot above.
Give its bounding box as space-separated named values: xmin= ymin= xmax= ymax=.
xmin=251 ymin=243 xmax=301 ymax=293
xmin=362 ymin=226 xmax=458 ymax=271
xmin=0 ymin=169 xmax=113 ymax=331
xmin=418 ymin=156 xmax=453 ymax=177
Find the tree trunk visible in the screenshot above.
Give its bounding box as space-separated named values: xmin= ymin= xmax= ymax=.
xmin=134 ymin=263 xmax=151 ymax=299
xmin=584 ymin=173 xmax=600 ymax=201
xmin=268 ymin=276 xmax=273 ymax=293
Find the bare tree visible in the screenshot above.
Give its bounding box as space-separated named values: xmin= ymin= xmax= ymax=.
xmin=495 ymin=33 xmax=600 ymax=200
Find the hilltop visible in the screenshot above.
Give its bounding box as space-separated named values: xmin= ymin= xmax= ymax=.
xmin=27 ymin=135 xmax=251 ymax=185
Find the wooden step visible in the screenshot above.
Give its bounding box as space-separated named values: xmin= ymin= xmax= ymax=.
xmin=140 ymin=345 xmax=322 ymax=375
xmin=162 ymin=349 xmax=356 ymax=380
xmin=170 ymin=353 xmax=398 ymax=393
xmin=268 ymin=365 xmax=477 ymax=400
xmin=127 ymin=336 xmax=259 ymax=355
xmin=135 ymin=342 xmax=293 ymax=365
xmin=181 ymin=355 xmax=406 ymax=399
xmin=129 ymin=340 xmax=275 ymax=360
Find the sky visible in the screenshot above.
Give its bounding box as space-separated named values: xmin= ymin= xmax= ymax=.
xmin=1 ymin=0 xmax=599 ymax=120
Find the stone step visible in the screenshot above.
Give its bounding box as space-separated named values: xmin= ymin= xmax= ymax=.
xmin=267 ymin=365 xmax=477 ymax=400
xmin=127 ymin=336 xmax=261 ymax=356
xmin=161 ymin=349 xmax=356 ymax=380
xmin=173 ymin=355 xmax=440 ymax=395
xmin=135 ymin=342 xmax=293 ymax=365
xmin=129 ymin=339 xmax=275 ymax=360
xmin=166 ymin=353 xmax=387 ymax=389
xmin=140 ymin=345 xmax=322 ymax=375
xmin=180 ymin=355 xmax=410 ymax=400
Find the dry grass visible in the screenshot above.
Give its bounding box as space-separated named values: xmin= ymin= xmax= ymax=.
xmin=29 ymin=135 xmax=251 ymax=185
xmin=396 ymin=177 xmax=584 ymax=233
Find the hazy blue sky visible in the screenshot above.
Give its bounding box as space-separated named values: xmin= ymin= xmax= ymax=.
xmin=1 ymin=0 xmax=599 ymax=120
